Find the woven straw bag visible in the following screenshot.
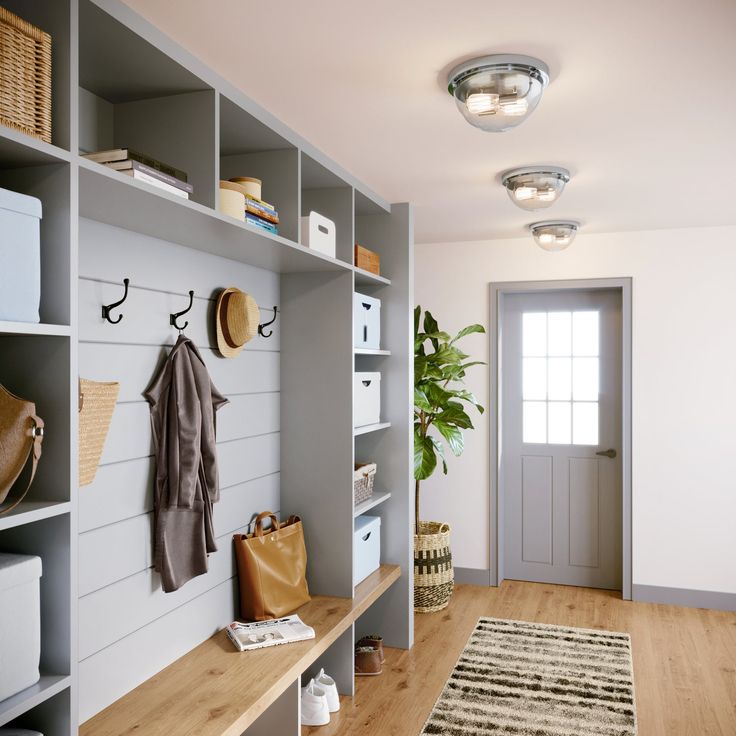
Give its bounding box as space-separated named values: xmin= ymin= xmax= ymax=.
xmin=414 ymin=521 xmax=454 ymax=613
xmin=79 ymin=379 xmax=119 ymax=486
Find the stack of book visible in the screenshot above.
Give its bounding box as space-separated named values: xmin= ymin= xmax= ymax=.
xmin=82 ymin=148 xmax=193 ymax=200
xmin=243 ymin=194 xmax=279 ymax=235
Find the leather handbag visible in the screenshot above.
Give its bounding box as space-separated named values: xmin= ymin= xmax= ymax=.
xmin=0 ymin=383 xmax=44 ymax=514
xmin=233 ymin=511 xmax=310 ymax=621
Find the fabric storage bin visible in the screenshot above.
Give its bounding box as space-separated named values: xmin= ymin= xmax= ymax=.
xmin=0 ymin=187 xmax=42 ymax=323
xmin=353 ymin=515 xmax=381 ymax=585
xmin=0 ymin=553 xmax=42 ymax=701
xmin=353 ymin=292 xmax=381 ymax=350
xmin=300 ymin=211 xmax=336 ymax=258
xmin=354 ymin=372 xmax=381 ymax=427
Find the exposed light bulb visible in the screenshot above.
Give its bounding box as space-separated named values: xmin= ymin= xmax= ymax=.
xmin=514 ymin=186 xmax=537 ymax=201
xmin=538 ymin=232 xmax=555 ymax=245
xmin=530 ymin=220 xmax=580 ymax=251
xmin=466 ymin=92 xmax=499 ymax=116
xmin=499 ymin=96 xmax=529 ymax=116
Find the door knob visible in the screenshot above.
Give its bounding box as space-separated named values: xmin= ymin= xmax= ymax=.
xmin=596 ymin=448 xmax=617 ymax=459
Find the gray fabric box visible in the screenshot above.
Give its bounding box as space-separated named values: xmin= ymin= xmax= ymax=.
xmin=0 ymin=554 xmax=42 ymax=702
xmin=0 ymin=187 xmax=42 ymax=323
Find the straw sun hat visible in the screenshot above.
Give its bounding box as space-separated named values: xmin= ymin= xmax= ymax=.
xmin=215 ymin=287 xmax=261 ymax=358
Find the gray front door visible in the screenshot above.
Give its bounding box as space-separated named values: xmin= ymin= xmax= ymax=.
xmin=502 ymin=289 xmax=622 ymax=590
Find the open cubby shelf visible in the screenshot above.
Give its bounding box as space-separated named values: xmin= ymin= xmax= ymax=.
xmin=0 ymin=1 xmax=412 ymax=734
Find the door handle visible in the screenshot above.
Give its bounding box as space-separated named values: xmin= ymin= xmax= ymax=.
xmin=596 ymin=449 xmax=617 ymax=459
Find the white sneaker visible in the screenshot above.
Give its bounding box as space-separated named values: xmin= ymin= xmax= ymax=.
xmin=316 ymin=668 xmax=340 ymax=712
xmin=301 ymin=678 xmax=330 ymax=726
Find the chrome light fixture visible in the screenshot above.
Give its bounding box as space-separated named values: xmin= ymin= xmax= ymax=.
xmin=502 ymin=166 xmax=570 ymax=210
xmin=530 ymin=220 xmax=579 ymax=252
xmin=447 ymin=54 xmax=550 ymax=132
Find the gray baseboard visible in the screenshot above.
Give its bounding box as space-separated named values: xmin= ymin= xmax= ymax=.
xmin=454 ymin=567 xmax=493 ymax=586
xmin=632 ymin=584 xmax=736 ymax=612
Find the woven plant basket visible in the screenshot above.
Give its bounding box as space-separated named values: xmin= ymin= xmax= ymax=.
xmin=414 ymin=521 xmax=454 ymax=613
xmin=79 ymin=379 xmax=119 ymax=486
xmin=354 ymin=462 xmax=376 ymax=506
xmin=0 ymin=7 xmax=52 ymax=144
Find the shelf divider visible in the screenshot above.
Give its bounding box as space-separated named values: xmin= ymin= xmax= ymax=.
xmin=0 ymin=674 xmax=71 ymax=728
xmin=0 ymin=501 xmax=71 ymax=532
xmin=354 ymin=421 xmax=392 ymax=436
xmin=353 ymin=490 xmax=392 ymax=518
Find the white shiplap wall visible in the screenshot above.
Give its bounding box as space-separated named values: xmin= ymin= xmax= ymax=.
xmin=77 ymin=218 xmax=280 ymax=721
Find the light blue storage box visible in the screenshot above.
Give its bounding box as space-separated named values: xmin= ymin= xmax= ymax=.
xmin=0 ymin=187 xmax=42 ymax=323
xmin=353 ymin=515 xmax=381 ymax=585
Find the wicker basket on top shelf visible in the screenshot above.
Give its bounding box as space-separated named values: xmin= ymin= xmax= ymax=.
xmin=0 ymin=6 xmax=52 ymax=144
xmin=354 ymin=462 xmax=377 ymax=506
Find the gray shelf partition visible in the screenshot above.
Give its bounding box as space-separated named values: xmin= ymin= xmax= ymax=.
xmin=0 ymin=0 xmax=412 ymax=733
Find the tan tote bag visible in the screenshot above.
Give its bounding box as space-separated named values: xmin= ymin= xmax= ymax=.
xmin=0 ymin=383 xmax=44 ymax=514
xmin=233 ymin=511 xmax=310 ymax=621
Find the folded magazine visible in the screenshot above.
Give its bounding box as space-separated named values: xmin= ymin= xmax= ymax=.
xmin=225 ymin=614 xmax=315 ymax=652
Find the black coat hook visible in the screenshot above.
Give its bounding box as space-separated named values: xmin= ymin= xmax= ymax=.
xmin=258 ymin=306 xmax=278 ymax=338
xmin=170 ymin=290 xmax=195 ymax=331
xmin=101 ymin=278 xmax=130 ymax=324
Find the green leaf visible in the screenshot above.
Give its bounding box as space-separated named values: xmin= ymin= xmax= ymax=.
xmin=434 ymin=420 xmax=465 ymax=456
xmin=426 ymin=383 xmax=454 ymax=408
xmin=414 ymin=431 xmax=437 ymax=480
xmin=451 ymin=323 xmax=486 ymax=343
xmin=414 ymin=387 xmax=432 ymax=412
xmin=438 ymin=402 xmax=474 ymax=429
xmin=430 ymin=346 xmax=463 ymax=365
xmin=423 ymin=310 xmax=440 ymax=351
xmin=429 ymin=436 xmax=448 ymax=474
xmin=414 ymin=305 xmax=421 ymax=340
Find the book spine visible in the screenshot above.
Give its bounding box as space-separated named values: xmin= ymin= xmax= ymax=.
xmin=244 ymin=203 xmax=279 ymax=224
xmin=126 ymin=149 xmax=188 ymax=183
xmin=130 ymin=160 xmax=193 ymax=193
xmin=245 ymin=215 xmax=278 ymax=234
xmin=244 ymin=195 xmax=276 ymax=213
xmin=128 ymin=170 xmax=189 ymax=199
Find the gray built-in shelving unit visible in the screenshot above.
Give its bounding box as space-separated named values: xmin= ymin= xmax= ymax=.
xmin=0 ymin=0 xmax=413 ymax=733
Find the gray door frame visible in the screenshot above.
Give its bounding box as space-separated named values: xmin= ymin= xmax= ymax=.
xmin=490 ymin=278 xmax=633 ymax=600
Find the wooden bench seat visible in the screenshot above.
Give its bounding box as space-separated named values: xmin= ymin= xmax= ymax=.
xmin=79 ymin=564 xmax=401 ymax=736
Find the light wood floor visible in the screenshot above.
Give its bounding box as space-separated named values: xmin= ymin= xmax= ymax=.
xmin=304 ymin=580 xmax=736 ymax=735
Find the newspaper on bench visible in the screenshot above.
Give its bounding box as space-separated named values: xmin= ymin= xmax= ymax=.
xmin=225 ymin=614 xmax=316 ymax=652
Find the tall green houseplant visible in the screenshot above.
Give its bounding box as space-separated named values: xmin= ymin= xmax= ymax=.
xmin=413 ymin=306 xmax=485 ymax=612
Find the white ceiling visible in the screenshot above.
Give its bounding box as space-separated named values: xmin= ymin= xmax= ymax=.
xmin=123 ymin=0 xmax=736 ymax=244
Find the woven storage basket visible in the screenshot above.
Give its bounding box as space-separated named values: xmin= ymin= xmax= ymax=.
xmin=354 ymin=462 xmax=376 ymax=506
xmin=0 ymin=7 xmax=52 ymax=144
xmin=79 ymin=379 xmax=119 ymax=486
xmin=414 ymin=521 xmax=454 ymax=613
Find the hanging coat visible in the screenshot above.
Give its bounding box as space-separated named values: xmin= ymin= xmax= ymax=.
xmin=145 ymin=334 xmax=228 ymax=592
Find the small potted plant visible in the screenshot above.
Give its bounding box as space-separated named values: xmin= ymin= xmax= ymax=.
xmin=414 ymin=306 xmax=485 ymax=612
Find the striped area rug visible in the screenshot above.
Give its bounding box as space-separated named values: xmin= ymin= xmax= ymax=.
xmin=421 ymin=617 xmax=637 ymax=735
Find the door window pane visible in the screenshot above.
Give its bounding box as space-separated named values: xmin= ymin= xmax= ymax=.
xmin=573 ymin=402 xmax=599 ymax=445
xmin=523 ymin=401 xmax=547 ymax=443
xmin=523 ymin=358 xmax=547 ymax=400
xmin=548 ymin=401 xmax=572 ymax=444
xmin=572 ymin=311 xmax=599 ymax=356
xmin=548 ymin=357 xmax=572 ymax=400
xmin=572 ymin=357 xmax=599 ymax=401
xmin=547 ymin=312 xmax=572 ymax=356
xmin=523 ymin=312 xmax=547 ymax=356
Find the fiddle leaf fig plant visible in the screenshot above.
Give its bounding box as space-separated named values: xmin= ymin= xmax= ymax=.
xmin=414 ymin=306 xmax=485 ymax=532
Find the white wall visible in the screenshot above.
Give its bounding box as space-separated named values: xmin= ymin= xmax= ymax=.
xmin=415 ymin=225 xmax=736 ymax=595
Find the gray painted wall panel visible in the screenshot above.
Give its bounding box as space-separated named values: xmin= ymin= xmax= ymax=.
xmin=78 ymin=217 xmax=281 ymax=720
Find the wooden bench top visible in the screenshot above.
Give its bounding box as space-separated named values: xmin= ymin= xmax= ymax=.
xmin=80 ymin=564 xmax=401 ymax=736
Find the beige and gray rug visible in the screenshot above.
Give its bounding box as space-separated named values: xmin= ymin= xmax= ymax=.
xmin=421 ymin=617 xmax=636 ymax=735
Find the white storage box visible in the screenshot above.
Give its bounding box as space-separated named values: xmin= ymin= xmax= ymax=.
xmin=354 ymin=372 xmax=381 ymax=427
xmin=0 ymin=554 xmax=42 ymax=702
xmin=300 ymin=211 xmax=336 ymax=258
xmin=354 ymin=293 xmax=381 ymax=350
xmin=0 ymin=188 xmax=42 ymax=323
xmin=353 ymin=515 xmax=381 ymax=585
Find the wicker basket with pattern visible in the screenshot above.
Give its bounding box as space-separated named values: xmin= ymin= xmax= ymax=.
xmin=0 ymin=7 xmax=52 ymax=144
xmin=354 ymin=462 xmax=376 ymax=506
xmin=414 ymin=521 xmax=454 ymax=612
xmin=79 ymin=379 xmax=119 ymax=486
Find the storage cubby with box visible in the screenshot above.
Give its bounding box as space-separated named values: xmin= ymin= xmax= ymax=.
xmin=78 ymin=0 xmax=216 ymax=208
xmin=218 ymin=94 xmax=299 ymax=242
xmin=300 ymin=152 xmax=353 ymax=265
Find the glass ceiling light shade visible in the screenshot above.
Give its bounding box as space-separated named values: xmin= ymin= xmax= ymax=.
xmin=502 ymin=166 xmax=570 ymax=211
xmin=530 ymin=220 xmax=580 ymax=252
xmin=447 ymin=54 xmax=550 ymax=132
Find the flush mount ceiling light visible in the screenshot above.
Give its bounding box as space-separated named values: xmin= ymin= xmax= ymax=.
xmin=530 ymin=220 xmax=580 ymax=252
xmin=502 ymin=166 xmax=570 ymax=211
xmin=447 ymin=54 xmax=550 ymax=132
